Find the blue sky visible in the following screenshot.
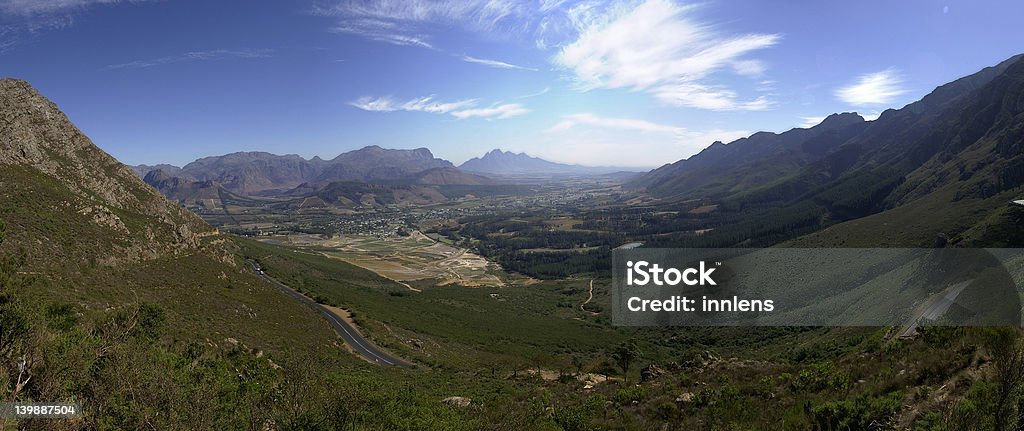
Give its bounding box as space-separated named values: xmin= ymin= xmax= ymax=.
xmin=2 ymin=0 xmax=1023 ymax=168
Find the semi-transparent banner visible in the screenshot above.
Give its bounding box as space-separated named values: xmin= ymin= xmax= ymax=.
xmin=612 ymin=248 xmax=1024 ymax=327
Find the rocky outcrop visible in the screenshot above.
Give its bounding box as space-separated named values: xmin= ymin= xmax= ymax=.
xmin=442 ymin=396 xmax=471 ymax=408
xmin=0 ymin=78 xmax=214 ymax=264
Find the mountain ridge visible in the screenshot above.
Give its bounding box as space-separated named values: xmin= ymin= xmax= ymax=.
xmin=459 ymin=149 xmax=639 ymax=176
xmin=0 ymin=78 xmax=214 ymax=265
xmin=629 ymin=53 xmax=1024 ymax=249
xmin=135 ymin=146 xmax=491 ymax=195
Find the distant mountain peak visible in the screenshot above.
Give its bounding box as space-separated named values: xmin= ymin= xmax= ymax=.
xmin=484 ymin=148 xmax=518 ymax=157
xmin=460 ymin=148 xmax=636 ymax=176
xmin=820 ymin=112 xmax=865 ymax=126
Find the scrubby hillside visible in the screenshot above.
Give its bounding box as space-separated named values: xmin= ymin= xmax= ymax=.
xmin=631 ymin=55 xmax=1024 ymax=249
xmin=0 ymin=78 xmax=502 ymax=429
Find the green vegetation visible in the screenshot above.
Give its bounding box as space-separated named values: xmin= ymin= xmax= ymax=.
xmin=236 ymin=235 xmax=1024 ymax=430
xmin=8 ymin=58 xmax=1024 ymax=428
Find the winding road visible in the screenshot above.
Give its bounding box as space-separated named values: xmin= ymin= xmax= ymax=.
xmin=246 ymin=260 xmax=412 ymax=368
xmin=898 ymin=279 xmax=974 ymax=338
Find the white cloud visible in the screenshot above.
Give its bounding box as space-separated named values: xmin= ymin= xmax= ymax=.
xmin=799 ymin=116 xmax=827 ymax=128
xmin=350 ymin=95 xmax=478 ymax=114
xmin=351 ymin=95 xmax=526 ymax=120
xmin=403 ymin=96 xmax=479 ymax=113
xmin=836 ymin=68 xmax=906 ymax=106
xmin=450 ymin=103 xmax=529 ymax=119
xmin=0 ymin=0 xmax=151 ymax=50
xmin=366 ymin=33 xmax=433 ymax=49
xmin=104 ymin=49 xmax=273 ymax=69
xmin=461 ymin=55 xmax=537 ymax=71
xmin=652 ymin=83 xmax=772 ymax=111
xmin=546 ymin=113 xmax=684 ymax=134
xmin=351 ymin=96 xmax=402 ymax=112
xmin=518 ymin=87 xmax=550 ymax=99
xmin=314 ymin=0 xmax=524 ymax=28
xmin=0 ymin=24 xmax=15 ymax=52
xmin=553 ymin=0 xmax=780 ymax=111
xmin=861 ymin=111 xmax=882 ymax=121
xmin=314 ymin=0 xmax=528 ymax=49
xmin=539 ymin=0 xmax=570 ymax=13
xmin=0 ymin=0 xmax=154 ymax=16
xmin=732 ymin=59 xmax=765 ymax=77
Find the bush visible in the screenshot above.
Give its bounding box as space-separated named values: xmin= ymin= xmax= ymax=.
xmin=809 ymin=392 xmax=903 ymax=431
xmin=613 ymin=385 xmax=647 ymax=405
xmin=551 ymin=404 xmax=591 ymax=431
xmin=793 ymin=361 xmax=851 ymax=393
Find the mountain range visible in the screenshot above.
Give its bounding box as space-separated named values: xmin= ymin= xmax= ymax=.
xmin=632 ymin=53 xmax=1024 ymax=247
xmin=135 ymin=147 xmax=633 ymax=200
xmin=134 ymin=146 xmax=471 ymax=195
xmin=6 ymin=51 xmax=1024 ymax=429
xmin=132 ymin=147 xmax=626 ymax=206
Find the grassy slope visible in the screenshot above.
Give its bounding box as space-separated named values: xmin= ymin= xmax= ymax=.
xmin=238 ymin=237 xmax=627 ymax=369
xmin=235 ymin=236 xmax=1022 ymax=429
xmin=0 ymin=163 xmax=560 ymax=429
xmin=0 ymin=164 xmax=343 ymax=361
xmin=784 ymin=185 xmax=1015 ymax=247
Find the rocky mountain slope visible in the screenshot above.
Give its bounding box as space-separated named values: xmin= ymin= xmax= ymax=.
xmin=634 ymin=112 xmax=869 ymax=198
xmin=633 ymin=54 xmax=1024 ymax=248
xmin=408 ymin=166 xmax=496 ymax=185
xmin=315 ymin=145 xmax=453 ymax=184
xmin=0 ymin=77 xmax=393 ymax=428
xmin=0 ymin=78 xmax=213 ymax=265
xmin=134 ymin=146 xmax=489 ymax=196
xmin=179 ymin=151 xmax=319 ymax=195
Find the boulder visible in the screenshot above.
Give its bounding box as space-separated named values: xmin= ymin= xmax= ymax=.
xmin=442 ymin=396 xmax=471 ymax=408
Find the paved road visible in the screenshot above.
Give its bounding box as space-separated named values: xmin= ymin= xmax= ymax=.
xmin=899 ymin=279 xmax=973 ymax=338
xmin=246 ymin=260 xmax=412 ymax=368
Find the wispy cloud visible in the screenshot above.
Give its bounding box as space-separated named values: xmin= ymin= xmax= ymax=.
xmin=104 ymin=49 xmax=273 ymax=70
xmin=518 ymin=87 xmax=550 ymax=99
xmin=314 ymin=0 xmax=528 ymax=49
xmin=652 ymin=83 xmax=772 ymax=111
xmin=329 ymin=24 xmax=435 ymax=49
xmin=350 ymin=95 xmax=478 ymax=114
xmin=836 ymin=68 xmax=906 ymax=106
xmin=351 ymin=95 xmax=527 ymax=120
xmin=0 ymin=24 xmax=15 ymax=53
xmin=553 ymin=0 xmax=779 ymax=111
xmin=0 ymin=0 xmax=155 ymax=16
xmin=461 ymin=55 xmax=537 ymax=71
xmin=450 ymin=103 xmax=529 ymax=119
xmin=732 ymin=59 xmax=765 ymax=77
xmin=546 ymin=113 xmax=684 ymax=134
xmin=0 ymin=0 xmax=152 ymax=52
xmin=799 ymin=116 xmax=827 ymax=128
